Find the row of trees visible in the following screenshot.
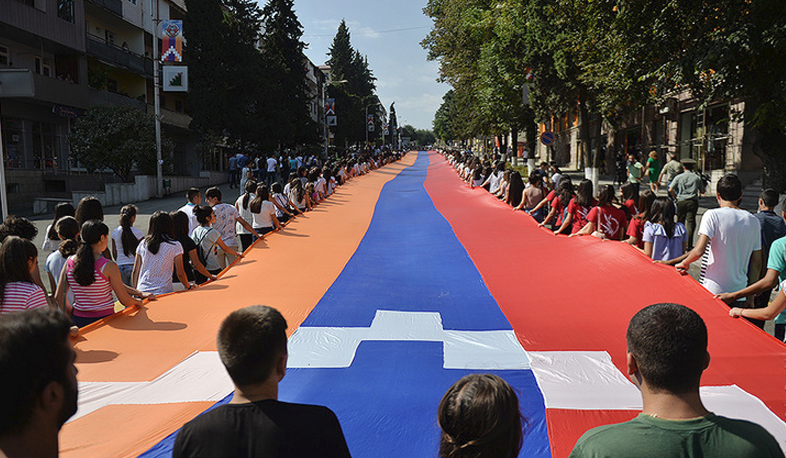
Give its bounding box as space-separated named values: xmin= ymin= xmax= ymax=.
xmin=186 ymin=0 xmax=317 ymax=151
xmin=423 ymin=0 xmax=786 ymax=191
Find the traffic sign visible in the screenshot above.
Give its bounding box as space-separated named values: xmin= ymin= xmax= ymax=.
xmin=327 ymin=116 xmax=337 ymax=126
xmin=540 ymin=131 xmax=555 ymax=146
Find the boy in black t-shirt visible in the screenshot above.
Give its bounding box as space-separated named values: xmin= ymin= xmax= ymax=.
xmin=173 ymin=306 xmax=351 ymax=458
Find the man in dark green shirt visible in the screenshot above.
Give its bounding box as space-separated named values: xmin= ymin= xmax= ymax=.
xmin=569 ymin=303 xmax=783 ymax=458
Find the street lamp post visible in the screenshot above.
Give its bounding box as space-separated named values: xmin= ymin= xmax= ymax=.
xmin=365 ymin=102 xmax=382 ymax=147
xmin=322 ymin=79 xmax=347 ymax=159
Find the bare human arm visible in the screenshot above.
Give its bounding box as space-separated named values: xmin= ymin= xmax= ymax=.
xmin=675 ymin=234 xmax=711 ymax=274
xmin=216 ymin=236 xmax=243 ymax=258
xmin=102 ymin=261 xmax=146 ymax=308
xmin=717 ymin=268 xmax=780 ymax=304
xmin=556 ymin=213 xmax=572 ymax=235
xmin=174 ymin=254 xmax=191 ymax=290
xmin=730 ymin=288 xmax=786 ymax=321
xmin=187 ymin=248 xmax=216 ymax=281
xmin=235 ymin=216 xmax=261 ymax=241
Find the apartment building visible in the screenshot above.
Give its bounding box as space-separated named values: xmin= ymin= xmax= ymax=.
xmin=1 ymin=0 xmax=198 ymax=213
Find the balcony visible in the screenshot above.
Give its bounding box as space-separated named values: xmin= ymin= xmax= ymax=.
xmin=32 ymin=72 xmax=90 ymax=109
xmin=86 ymin=0 xmax=122 ymax=17
xmin=89 ymin=88 xmax=146 ymax=111
xmin=86 ymin=34 xmax=152 ymax=76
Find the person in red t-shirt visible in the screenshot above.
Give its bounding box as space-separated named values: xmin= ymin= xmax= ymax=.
xmin=573 ymin=184 xmax=627 ymax=240
xmin=539 ymin=177 xmax=574 ymax=232
xmin=626 ymin=189 xmax=656 ymax=248
xmin=556 ymin=179 xmax=596 ymax=235
xmin=620 ymin=182 xmax=639 ymax=219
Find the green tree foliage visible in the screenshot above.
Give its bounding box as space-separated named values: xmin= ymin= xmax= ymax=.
xmin=327 ymin=20 xmax=378 ymax=147
xmin=259 ymin=0 xmax=318 ymax=148
xmin=402 ymin=125 xmax=437 ymax=147
xmin=68 ymin=106 xmax=172 ymax=182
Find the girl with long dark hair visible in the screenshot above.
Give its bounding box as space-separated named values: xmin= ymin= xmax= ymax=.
xmin=111 ymin=205 xmax=143 ymax=286
xmin=625 ymin=189 xmax=656 ymax=248
xmin=42 ymin=202 xmax=75 ymax=253
xmin=75 ymin=196 xmax=112 ymax=260
xmin=516 ymin=172 xmax=546 ymax=222
xmin=643 ymin=196 xmax=688 ymax=261
xmin=505 ymin=171 xmax=525 ymax=209
xmin=171 ymin=211 xmax=216 ymax=287
xmin=0 ymin=236 xmax=48 ymax=315
xmin=289 ymin=177 xmax=311 ymax=212
xmin=573 ymin=184 xmax=627 ymax=240
xmin=56 ymin=220 xmax=150 ymax=327
xmin=133 ymin=211 xmax=190 ymax=294
xmin=538 ymin=177 xmax=574 ymax=232
xmin=250 ymin=185 xmax=281 ymax=235
xmin=44 ymin=216 xmax=79 ymax=296
xmin=438 ymin=374 xmax=524 ymax=458
xmin=556 ymin=179 xmax=596 ymax=235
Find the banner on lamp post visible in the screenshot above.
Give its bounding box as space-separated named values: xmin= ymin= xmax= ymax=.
xmin=162 ymin=20 xmax=183 ymax=62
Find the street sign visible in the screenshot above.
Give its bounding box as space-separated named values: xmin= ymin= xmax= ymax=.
xmin=327 ymin=115 xmax=337 ymax=126
xmin=540 ymin=131 xmax=555 ymax=146
xmin=368 ymin=125 xmax=375 ymax=132
xmin=163 ymin=66 xmax=188 ymax=92
xmin=326 ymin=98 xmax=335 ymax=116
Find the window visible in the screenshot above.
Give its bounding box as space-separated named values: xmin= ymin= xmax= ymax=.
xmin=127 ymin=0 xmax=136 ymax=4
xmin=16 ymin=0 xmax=34 ymax=7
xmin=57 ymin=0 xmax=74 ymax=22
xmin=0 ymin=45 xmax=9 ymax=66
xmin=105 ymin=30 xmax=116 ymax=46
xmin=35 ymin=57 xmax=51 ymax=76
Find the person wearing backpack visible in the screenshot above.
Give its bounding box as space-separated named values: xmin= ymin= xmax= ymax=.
xmin=191 ymin=205 xmax=243 ymax=284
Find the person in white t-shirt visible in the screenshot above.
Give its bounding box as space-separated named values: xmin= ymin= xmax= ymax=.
xmin=234 ymin=180 xmax=258 ymax=252
xmin=249 ymin=185 xmax=281 ymax=235
xmin=44 ymin=216 xmax=79 ymax=304
xmin=266 ymin=154 xmax=278 ymax=187
xmin=178 ymin=188 xmax=202 ymax=236
xmin=133 ymin=211 xmax=190 ymax=295
xmin=676 ymin=174 xmax=762 ymax=304
xmin=111 ymin=205 xmax=144 ymax=286
xmin=205 ymin=187 xmax=258 ymax=269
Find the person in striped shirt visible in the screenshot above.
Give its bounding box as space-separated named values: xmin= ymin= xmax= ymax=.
xmin=0 ymin=236 xmax=48 ymax=315
xmin=55 ymin=220 xmax=152 ymax=328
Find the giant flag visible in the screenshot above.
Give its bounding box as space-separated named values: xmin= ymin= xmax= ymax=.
xmin=60 ymin=151 xmax=786 ymax=457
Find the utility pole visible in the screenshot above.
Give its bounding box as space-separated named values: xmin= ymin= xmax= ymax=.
xmin=152 ymin=0 xmax=163 ymax=198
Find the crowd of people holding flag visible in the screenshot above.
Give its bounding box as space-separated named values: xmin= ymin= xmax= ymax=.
xmin=0 ymin=149 xmax=784 ymax=457
xmin=445 ymin=148 xmax=786 ymax=341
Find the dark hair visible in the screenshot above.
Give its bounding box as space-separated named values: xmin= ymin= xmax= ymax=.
xmin=290 ymin=178 xmax=304 ymax=203
xmin=241 ymin=180 xmax=257 ymax=210
xmin=47 ymin=202 xmax=76 ymax=241
xmin=0 ymin=308 xmax=75 ymax=435
xmin=556 ymin=176 xmax=574 ymax=207
xmin=271 ymin=182 xmax=283 ymax=194
xmin=528 ymin=171 xmax=542 ymax=188
xmin=119 ymin=205 xmax=140 ymax=257
xmin=73 ymin=220 xmax=109 ymax=286
xmin=575 ymin=179 xmax=593 ymax=207
xmin=627 ymin=303 xmax=708 ymax=394
xmin=506 ymin=172 xmax=524 ymax=208
xmin=170 ymin=211 xmax=190 ymax=240
xmin=75 ymin=196 xmax=104 ymax=226
xmin=55 ymin=216 xmax=80 ymax=258
xmin=217 ymin=305 xmax=288 ymax=387
xmin=635 ymin=190 xmax=656 ymax=221
xmin=597 ymin=184 xmax=616 ymax=207
xmin=759 ymin=188 xmax=780 ymax=209
xmin=194 ymin=205 xmax=214 ymax=226
xmin=186 ymin=187 xmax=201 ymax=203
xmin=620 ymin=182 xmax=638 ymax=205
xmin=683 ymin=161 xmax=695 ymax=171
xmin=205 ymin=186 xmax=222 ymax=202
xmin=716 ymin=174 xmax=742 ymax=202
xmin=439 ymin=374 xmax=523 ymax=458
xmin=650 ymin=196 xmax=677 ymax=238
xmin=249 ymin=185 xmax=270 ymax=214
xmin=0 ymin=215 xmax=38 ymax=243
xmin=0 ymin=236 xmax=38 ymax=309
xmin=145 ymin=211 xmax=175 ymax=255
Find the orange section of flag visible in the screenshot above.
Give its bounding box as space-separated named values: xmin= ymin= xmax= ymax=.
xmin=60 ymin=154 xmax=415 ymax=456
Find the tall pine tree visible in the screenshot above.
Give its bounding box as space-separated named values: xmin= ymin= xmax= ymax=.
xmin=326 ymin=20 xmax=377 ymax=148
xmin=259 ymin=0 xmax=317 ymax=148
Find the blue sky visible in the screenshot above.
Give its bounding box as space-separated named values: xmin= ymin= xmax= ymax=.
xmin=285 ymin=0 xmax=449 ymax=130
